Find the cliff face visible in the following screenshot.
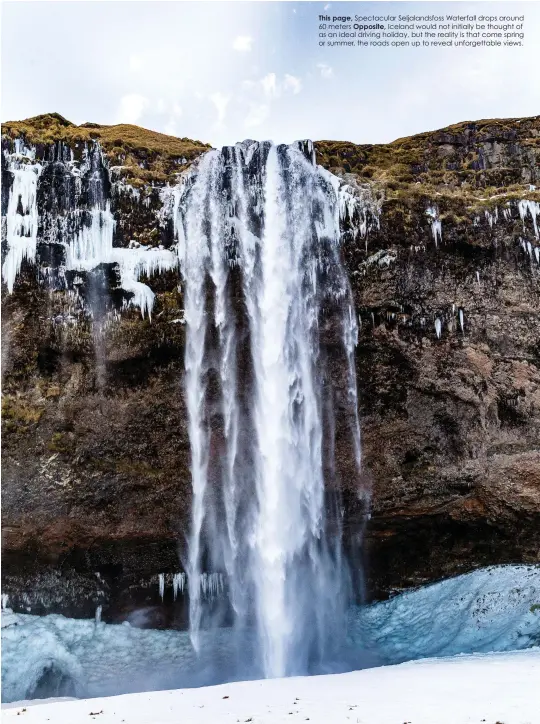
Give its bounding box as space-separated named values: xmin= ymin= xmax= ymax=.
xmin=2 ymin=114 xmax=539 ymax=620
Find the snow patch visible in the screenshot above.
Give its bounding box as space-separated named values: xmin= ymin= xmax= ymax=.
xmin=3 ymin=650 xmax=540 ymax=724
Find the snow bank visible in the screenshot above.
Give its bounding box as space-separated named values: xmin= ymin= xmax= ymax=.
xmin=2 ymin=565 xmax=539 ymax=703
xmin=3 ymin=649 xmax=540 ymax=724
xmin=351 ymin=564 xmax=540 ymax=663
xmin=1 ymin=611 xmax=236 ymax=702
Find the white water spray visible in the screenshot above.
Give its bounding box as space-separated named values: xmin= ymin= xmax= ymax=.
xmin=175 ymin=141 xmax=364 ymax=678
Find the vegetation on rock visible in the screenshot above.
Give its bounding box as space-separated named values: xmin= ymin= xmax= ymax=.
xmin=316 ymin=115 xmax=540 ymax=213
xmin=2 ymin=112 xmax=211 ymax=185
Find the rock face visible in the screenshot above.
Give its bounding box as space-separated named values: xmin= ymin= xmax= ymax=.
xmin=2 ymin=114 xmax=539 ymax=620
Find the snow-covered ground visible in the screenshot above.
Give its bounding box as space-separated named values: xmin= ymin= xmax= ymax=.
xmin=2 ymin=565 xmax=539 ymax=703
xmin=3 ymin=649 xmax=540 ymax=724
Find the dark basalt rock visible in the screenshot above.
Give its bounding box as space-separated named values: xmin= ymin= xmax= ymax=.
xmin=1 ymin=114 xmax=539 ymax=620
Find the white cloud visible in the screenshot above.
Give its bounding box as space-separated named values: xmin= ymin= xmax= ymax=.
xmin=283 ymin=74 xmax=302 ymax=95
xmin=116 ymin=94 xmax=149 ymax=124
xmin=240 ymin=72 xmax=303 ymax=130
xmin=317 ymin=63 xmax=333 ymax=80
xmin=233 ymin=35 xmax=253 ymax=52
xmin=245 ymin=103 xmax=270 ymax=128
xmin=244 ymin=72 xmax=302 ymax=101
xmin=210 ymin=92 xmax=230 ymax=124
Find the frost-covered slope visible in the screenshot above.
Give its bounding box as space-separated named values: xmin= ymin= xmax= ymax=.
xmin=2 ymin=565 xmax=539 ymax=703
xmin=3 ymin=650 xmax=540 ymax=724
xmin=352 ymin=563 xmax=540 ymax=662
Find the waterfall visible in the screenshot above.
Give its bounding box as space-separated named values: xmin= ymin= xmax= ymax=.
xmin=174 ymin=141 xmax=363 ymax=679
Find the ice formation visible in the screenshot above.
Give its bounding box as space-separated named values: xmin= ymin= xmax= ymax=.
xmin=2 ymin=565 xmax=539 ymax=703
xmin=173 ymin=141 xmax=363 ymax=678
xmin=518 ymin=199 xmax=540 ymax=239
xmin=484 ymin=207 xmax=498 ymax=228
xmin=317 ymin=166 xmax=380 ymax=245
xmin=2 ymin=142 xmax=177 ymax=318
xmin=519 ymin=237 xmax=540 ymax=264
xmin=351 ymin=564 xmax=540 ymax=664
xmin=1 ymin=148 xmax=42 ymax=293
xmin=360 ymin=249 xmax=397 ymax=272
xmin=434 ymin=318 xmax=442 ymax=339
xmin=63 ymin=204 xmax=177 ymax=319
xmin=426 ymin=206 xmax=442 ymax=246
xmin=172 ymin=573 xmax=186 ymax=601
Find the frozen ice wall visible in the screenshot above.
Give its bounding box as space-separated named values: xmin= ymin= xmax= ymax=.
xmin=2 ymin=565 xmax=539 ymax=703
xmin=2 ymin=144 xmax=42 ymax=293
xmin=1 ymin=141 xmax=177 ymax=318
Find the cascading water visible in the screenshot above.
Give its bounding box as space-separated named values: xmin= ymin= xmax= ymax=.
xmin=174 ymin=140 xmax=364 ymax=679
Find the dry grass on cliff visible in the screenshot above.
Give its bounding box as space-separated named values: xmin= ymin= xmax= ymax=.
xmin=315 ymin=114 xmax=540 ymax=207
xmin=2 ymin=113 xmax=211 ymax=185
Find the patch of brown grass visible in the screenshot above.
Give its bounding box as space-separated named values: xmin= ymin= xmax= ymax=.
xmin=2 ymin=113 xmax=211 ymax=185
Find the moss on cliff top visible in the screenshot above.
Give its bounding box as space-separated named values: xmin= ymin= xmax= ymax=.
xmin=3 ymin=112 xmax=539 ymax=202
xmin=315 ymin=115 xmax=540 ymax=204
xmin=2 ymin=113 xmax=211 ymax=185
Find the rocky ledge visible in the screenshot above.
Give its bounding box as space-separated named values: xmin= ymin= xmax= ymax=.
xmin=1 ymin=113 xmax=539 ymax=622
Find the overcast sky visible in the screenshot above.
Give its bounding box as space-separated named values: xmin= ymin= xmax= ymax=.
xmin=2 ymin=1 xmax=538 ymax=147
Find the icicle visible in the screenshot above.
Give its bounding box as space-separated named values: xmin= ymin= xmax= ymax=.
xmin=2 ymin=141 xmax=177 ymax=318
xmin=172 ymin=573 xmax=186 ymax=601
xmin=435 ymin=318 xmax=442 ymax=339
xmin=95 ymin=605 xmax=102 ymax=623
xmin=459 ymin=309 xmax=464 ymax=332
xmin=158 ymin=573 xmax=165 ymax=602
xmin=426 ymin=206 xmax=442 ymax=246
xmin=199 ymin=572 xmax=225 ymax=600
xmin=318 ymin=167 xmax=380 ymax=241
xmin=518 ymin=200 xmax=540 ymax=239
